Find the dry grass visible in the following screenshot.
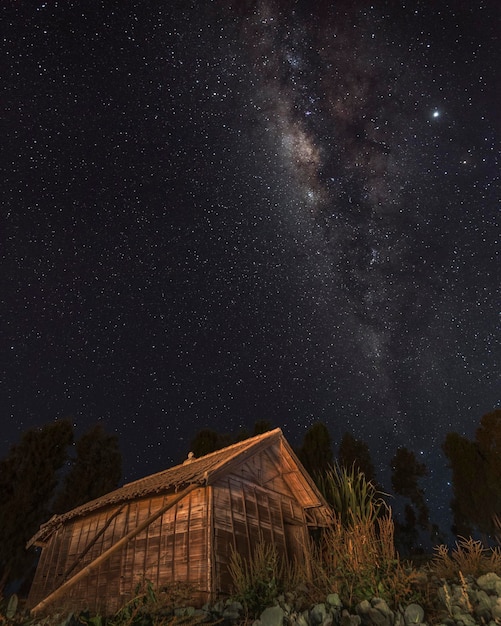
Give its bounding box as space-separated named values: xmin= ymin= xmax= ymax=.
xmin=430 ymin=536 xmax=501 ymax=580
xmin=295 ymin=510 xmax=421 ymax=610
xmin=228 ymin=541 xmax=289 ymax=617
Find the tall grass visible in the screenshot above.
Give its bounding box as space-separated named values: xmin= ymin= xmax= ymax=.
xmin=315 ymin=464 xmax=386 ymax=528
xmin=228 ymin=540 xmax=305 ymax=617
xmin=295 ymin=510 xmax=420 ymax=609
xmin=228 ymin=468 xmax=422 ymax=612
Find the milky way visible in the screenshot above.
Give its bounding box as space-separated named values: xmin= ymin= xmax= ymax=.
xmin=2 ymin=0 xmax=499 ymax=530
xmin=233 ymin=1 xmax=498 ymax=450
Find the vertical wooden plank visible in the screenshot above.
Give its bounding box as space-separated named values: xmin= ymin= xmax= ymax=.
xmin=206 ymin=485 xmax=213 ymax=600
xmin=278 ymin=496 xmax=287 ymax=555
xmin=53 ymin=526 xmax=68 ymax=581
xmin=91 ymin=512 xmax=105 ymax=607
xmin=171 ymin=500 xmax=178 ymax=579
xmin=71 ymin=521 xmax=85 ymax=565
xmin=32 ymin=527 xmax=59 ymax=603
xmin=227 ymin=480 xmax=237 ymax=550
xmin=186 ymin=492 xmax=192 ymax=583
xmin=156 ymin=494 xmax=167 ymax=590
xmin=119 ymin=502 xmax=131 ymax=595
xmin=121 ymin=501 xmax=139 ymax=595
xmin=240 ymin=484 xmax=252 ymax=558
xmin=43 ymin=529 xmax=59 ymax=594
xmin=142 ymin=498 xmax=153 ymax=579
xmin=265 ymin=494 xmax=276 ymax=547
xmin=106 ymin=508 xmax=123 ymax=610
xmin=253 ymin=486 xmax=262 ymax=540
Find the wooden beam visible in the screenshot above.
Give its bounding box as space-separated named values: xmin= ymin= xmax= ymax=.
xmin=31 ymin=484 xmax=200 ymax=616
xmin=60 ymin=504 xmax=125 ymax=584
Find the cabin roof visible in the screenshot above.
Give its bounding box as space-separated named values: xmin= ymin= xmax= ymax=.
xmin=29 ymin=428 xmax=327 ymax=547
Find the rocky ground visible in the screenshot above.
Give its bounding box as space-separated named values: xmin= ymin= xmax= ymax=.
xmin=172 ymin=572 xmax=501 ymax=626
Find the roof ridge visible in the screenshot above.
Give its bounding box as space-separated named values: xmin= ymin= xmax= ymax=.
xmin=28 ymin=428 xmax=283 ymax=546
xmin=123 ymin=427 xmax=282 ymax=487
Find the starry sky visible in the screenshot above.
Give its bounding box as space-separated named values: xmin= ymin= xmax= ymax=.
xmin=2 ymin=0 xmax=499 ymax=531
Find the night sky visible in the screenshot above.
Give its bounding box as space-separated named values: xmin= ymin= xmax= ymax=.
xmin=2 ymin=0 xmax=499 ymax=531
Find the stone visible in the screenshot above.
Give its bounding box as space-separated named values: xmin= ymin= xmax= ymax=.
xmin=310 ymin=603 xmax=327 ymax=625
xmin=356 ymin=600 xmax=388 ymax=626
xmin=371 ymin=597 xmax=393 ymax=618
xmin=403 ymin=603 xmax=424 ymax=624
xmin=491 ymin=597 xmax=501 ymax=620
xmin=260 ymin=605 xmax=285 ymax=626
xmin=326 ymin=593 xmax=342 ymax=609
xmin=477 ymin=572 xmax=501 ymax=596
xmin=340 ymin=610 xmax=361 ymax=626
xmin=222 ymin=601 xmax=243 ymax=621
xmin=366 ymin=607 xmax=392 ymax=626
xmin=211 ymin=600 xmax=225 ymax=615
xmin=473 ymin=589 xmax=493 ymax=622
xmin=453 ymin=613 xmax=477 ymax=626
xmin=355 ymin=600 xmax=371 ymax=616
xmin=362 ymin=598 xmax=393 ymax=626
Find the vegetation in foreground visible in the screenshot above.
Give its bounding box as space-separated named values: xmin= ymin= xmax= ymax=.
xmin=1 ymin=536 xmax=501 ymax=626
xmin=2 ymin=468 xmax=500 ymax=626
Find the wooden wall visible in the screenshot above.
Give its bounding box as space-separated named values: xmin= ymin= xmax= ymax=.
xmin=212 ymin=452 xmax=309 ymax=596
xmin=27 ymin=445 xmax=322 ymax=613
xmin=27 ymin=488 xmax=211 ymax=615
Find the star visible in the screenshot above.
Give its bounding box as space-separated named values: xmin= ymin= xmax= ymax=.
xmin=2 ymin=0 xmax=498 ymax=543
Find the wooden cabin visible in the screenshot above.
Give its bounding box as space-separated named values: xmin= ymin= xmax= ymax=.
xmin=27 ymin=428 xmax=331 ymax=615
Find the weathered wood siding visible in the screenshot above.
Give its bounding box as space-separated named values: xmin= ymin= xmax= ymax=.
xmin=27 ymin=488 xmax=211 ymax=614
xmin=212 ymin=447 xmax=309 ymax=595
xmin=27 ymin=432 xmax=328 ymax=614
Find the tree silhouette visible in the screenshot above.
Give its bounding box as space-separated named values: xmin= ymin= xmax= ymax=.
xmin=390 ymin=447 xmax=432 ymax=554
xmin=189 ymin=421 xmax=275 ymax=458
xmin=0 ymin=420 xmax=73 ymax=592
xmin=189 ymin=428 xmax=232 ymax=457
xmin=297 ymin=422 xmax=333 ymax=478
xmin=252 ymin=420 xmax=273 ymax=435
xmin=52 ymin=424 xmax=122 ymax=514
xmin=338 ymin=432 xmax=377 ymax=484
xmin=443 ymin=409 xmax=501 ymax=538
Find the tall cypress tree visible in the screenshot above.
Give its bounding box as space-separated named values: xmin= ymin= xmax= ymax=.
xmin=390 ymin=447 xmax=435 ymax=554
xmin=297 ymin=422 xmax=333 ymax=478
xmin=443 ymin=409 xmax=501 ymax=538
xmin=189 ymin=428 xmax=232 ymax=457
xmin=52 ymin=424 xmax=122 ymax=514
xmin=338 ymin=432 xmax=377 ymax=484
xmin=0 ymin=420 xmax=73 ymax=591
